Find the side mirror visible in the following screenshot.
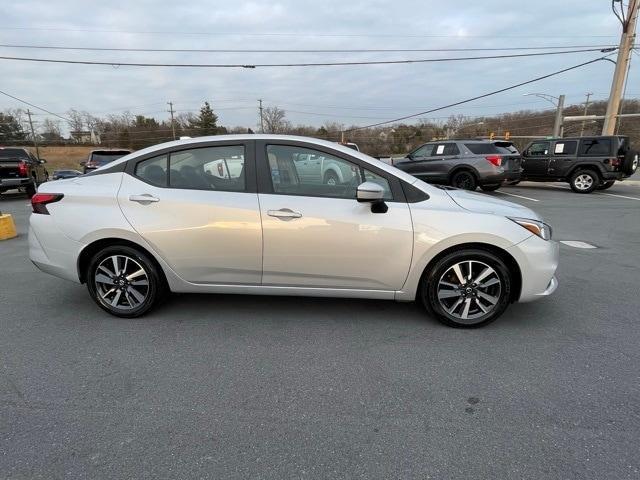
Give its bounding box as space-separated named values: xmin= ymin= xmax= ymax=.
xmin=357 ymin=181 xmax=385 ymax=202
xmin=357 ymin=181 xmax=388 ymax=213
xmin=39 ymin=159 xmax=47 ymax=164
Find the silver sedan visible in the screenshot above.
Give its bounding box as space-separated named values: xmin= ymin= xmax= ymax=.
xmin=29 ymin=135 xmax=558 ymax=327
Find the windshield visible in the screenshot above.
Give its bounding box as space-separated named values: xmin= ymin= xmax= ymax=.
xmin=90 ymin=151 xmax=130 ymax=165
xmin=0 ymin=148 xmax=30 ymax=160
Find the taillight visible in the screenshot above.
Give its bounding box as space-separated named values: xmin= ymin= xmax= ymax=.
xmin=485 ymin=155 xmax=502 ymax=167
xmin=611 ymin=157 xmax=621 ymax=167
xmin=31 ymin=193 xmax=64 ymax=214
xmin=18 ymin=161 xmax=29 ymax=177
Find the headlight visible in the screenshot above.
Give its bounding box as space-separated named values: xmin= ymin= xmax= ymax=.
xmin=508 ymin=217 xmax=552 ymax=240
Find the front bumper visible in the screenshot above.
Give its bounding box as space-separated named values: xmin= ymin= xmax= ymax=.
xmin=507 ymin=234 xmax=560 ymax=302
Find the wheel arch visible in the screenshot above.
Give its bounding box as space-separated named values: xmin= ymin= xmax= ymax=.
xmin=415 ymin=242 xmax=522 ymax=303
xmin=77 ymin=237 xmax=168 ymax=287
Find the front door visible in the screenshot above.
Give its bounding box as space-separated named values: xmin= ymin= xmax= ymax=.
xmin=118 ymin=142 xmax=263 ymax=285
xmin=522 ymin=141 xmax=551 ymax=177
xmin=257 ymin=142 xmax=414 ymax=291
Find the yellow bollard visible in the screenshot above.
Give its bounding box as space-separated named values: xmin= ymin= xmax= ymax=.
xmin=0 ymin=214 xmax=18 ymax=240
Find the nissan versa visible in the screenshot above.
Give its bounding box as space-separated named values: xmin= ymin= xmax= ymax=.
xmin=28 ymin=135 xmax=558 ymax=327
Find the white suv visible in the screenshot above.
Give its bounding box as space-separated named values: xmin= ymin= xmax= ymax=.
xmin=29 ymin=135 xmax=558 ymax=327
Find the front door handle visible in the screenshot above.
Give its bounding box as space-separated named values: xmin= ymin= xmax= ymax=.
xmin=129 ymin=194 xmax=159 ymax=204
xmin=267 ymin=208 xmax=302 ymax=221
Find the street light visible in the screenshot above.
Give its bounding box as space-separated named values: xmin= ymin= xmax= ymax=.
xmin=523 ymin=92 xmax=566 ymax=137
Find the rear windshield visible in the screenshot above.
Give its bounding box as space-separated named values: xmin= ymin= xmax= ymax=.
xmin=0 ymin=148 xmax=29 ymax=160
xmin=464 ymin=143 xmax=499 ymax=155
xmin=493 ymin=142 xmax=518 ymax=154
xmin=90 ymin=151 xmax=130 ymax=165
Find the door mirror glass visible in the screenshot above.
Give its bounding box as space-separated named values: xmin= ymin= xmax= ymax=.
xmin=356 ymin=181 xmax=385 ymax=202
xmin=39 ymin=159 xmax=47 ymax=164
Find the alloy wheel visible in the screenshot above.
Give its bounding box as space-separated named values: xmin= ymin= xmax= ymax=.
xmin=574 ymin=174 xmax=594 ymax=191
xmin=94 ymin=255 xmax=150 ymax=311
xmin=436 ymin=260 xmax=502 ymax=323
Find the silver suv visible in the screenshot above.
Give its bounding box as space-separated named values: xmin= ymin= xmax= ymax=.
xmin=393 ymin=140 xmax=522 ymax=191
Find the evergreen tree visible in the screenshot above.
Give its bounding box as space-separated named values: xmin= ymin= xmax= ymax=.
xmin=189 ymin=102 xmax=219 ymax=136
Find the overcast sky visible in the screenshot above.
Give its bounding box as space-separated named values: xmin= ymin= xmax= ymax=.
xmin=1 ymin=0 xmax=637 ymax=132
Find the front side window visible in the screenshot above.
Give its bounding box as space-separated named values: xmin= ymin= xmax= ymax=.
xmin=412 ymin=144 xmax=435 ymax=158
xmin=526 ymin=142 xmax=550 ymax=156
xmin=579 ymin=139 xmax=612 ymax=156
xmin=266 ymin=144 xmax=392 ymax=200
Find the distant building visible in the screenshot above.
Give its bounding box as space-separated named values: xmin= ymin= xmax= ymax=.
xmin=69 ymin=130 xmax=101 ymax=144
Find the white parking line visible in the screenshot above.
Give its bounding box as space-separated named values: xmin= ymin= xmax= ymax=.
xmin=595 ymin=192 xmax=640 ymax=201
xmin=560 ymin=240 xmax=598 ymax=249
xmin=494 ymin=191 xmax=540 ymax=202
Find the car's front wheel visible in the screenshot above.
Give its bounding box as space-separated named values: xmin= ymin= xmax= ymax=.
xmin=421 ymin=249 xmax=512 ymax=328
xmin=86 ymin=245 xmax=166 ymax=318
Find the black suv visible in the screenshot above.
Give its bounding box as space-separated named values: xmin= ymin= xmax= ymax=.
xmin=520 ymin=135 xmax=637 ymax=193
xmin=0 ymin=147 xmax=49 ymax=197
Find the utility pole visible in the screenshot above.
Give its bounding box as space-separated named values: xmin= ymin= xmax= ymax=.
xmin=552 ymin=94 xmax=565 ymax=137
xmin=167 ymin=101 xmax=176 ymax=140
xmin=602 ymin=0 xmax=639 ymax=135
xmin=258 ymin=99 xmax=265 ymax=133
xmin=579 ymin=92 xmax=593 ymax=137
xmin=26 ymin=109 xmax=40 ymax=159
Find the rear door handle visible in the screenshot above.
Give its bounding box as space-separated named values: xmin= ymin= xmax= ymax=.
xmin=129 ymin=194 xmax=159 ymax=204
xmin=267 ymin=208 xmax=302 ymax=220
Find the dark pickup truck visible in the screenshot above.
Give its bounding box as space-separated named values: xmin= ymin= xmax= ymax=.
xmin=519 ymin=135 xmax=638 ymax=193
xmin=0 ymin=147 xmax=48 ymax=197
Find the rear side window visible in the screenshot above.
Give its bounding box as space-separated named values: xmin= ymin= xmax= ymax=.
xmin=464 ymin=143 xmax=498 ymax=155
xmin=552 ymin=140 xmax=577 ymax=155
xmin=579 ymin=139 xmax=612 ymax=156
xmin=135 ymin=154 xmax=168 ymax=187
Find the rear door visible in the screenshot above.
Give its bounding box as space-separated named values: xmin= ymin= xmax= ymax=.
xmin=118 ymin=141 xmax=263 ymax=285
xmin=521 ymin=141 xmax=551 ymax=177
xmin=256 ymin=140 xmax=413 ymax=291
xmin=548 ymin=140 xmax=578 ymax=177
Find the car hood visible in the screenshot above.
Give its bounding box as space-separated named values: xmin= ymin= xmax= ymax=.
xmin=444 ymin=188 xmax=542 ymax=221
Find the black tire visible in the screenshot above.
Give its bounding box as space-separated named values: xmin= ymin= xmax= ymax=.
xmin=323 ymin=170 xmax=339 ymax=186
xmin=25 ymin=183 xmax=36 ymax=198
xmin=622 ymin=149 xmax=638 ymax=176
xmin=420 ymin=249 xmax=512 ymax=328
xmin=480 ymin=184 xmax=501 ymax=192
xmin=450 ymin=170 xmax=477 ymax=191
xmin=86 ymin=245 xmax=166 ymax=318
xmin=597 ymin=180 xmax=615 ymax=190
xmin=569 ymin=169 xmax=599 ymax=194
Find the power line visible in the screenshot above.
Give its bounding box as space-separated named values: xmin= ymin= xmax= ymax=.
xmin=0 ymin=43 xmax=620 ymax=54
xmin=0 ymin=48 xmax=615 ymax=69
xmin=0 ymin=26 xmax=620 ymax=39
xmin=0 ymin=88 xmax=69 ymax=122
xmin=346 ymin=55 xmax=613 ymax=131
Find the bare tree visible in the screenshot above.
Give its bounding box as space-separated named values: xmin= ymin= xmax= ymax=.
xmin=41 ymin=118 xmax=62 ymax=141
xmin=262 ymin=106 xmax=291 ymax=134
xmin=66 ymin=109 xmax=84 ymax=132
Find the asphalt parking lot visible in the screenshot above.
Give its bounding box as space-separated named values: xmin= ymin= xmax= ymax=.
xmin=1 ymin=180 xmax=639 ymax=479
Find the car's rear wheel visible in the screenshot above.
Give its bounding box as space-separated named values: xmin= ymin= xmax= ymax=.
xmin=569 ymin=170 xmax=598 ymax=193
xmin=421 ymin=249 xmax=512 ymax=328
xmin=597 ymin=180 xmax=616 ymax=190
xmin=25 ymin=183 xmax=36 ymax=198
xmin=480 ymin=184 xmax=501 ymax=192
xmin=451 ymin=170 xmax=477 ymax=191
xmin=86 ymin=245 xmax=165 ymax=318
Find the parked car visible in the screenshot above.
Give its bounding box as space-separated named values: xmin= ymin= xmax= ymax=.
xmin=519 ymin=135 xmax=638 ymax=193
xmin=392 ymin=140 xmax=522 ymax=191
xmin=52 ymin=169 xmax=82 ymax=180
xmin=0 ymin=147 xmax=48 ymax=197
xmin=81 ymin=149 xmax=131 ymax=174
xmin=29 ymin=135 xmax=558 ymax=328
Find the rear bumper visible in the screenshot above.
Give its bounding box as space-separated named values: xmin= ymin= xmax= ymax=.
xmin=480 ymin=170 xmax=522 ymax=185
xmin=507 ymin=235 xmax=560 ymax=302
xmin=0 ymin=177 xmax=33 ymax=189
xmin=29 ymin=215 xmax=83 ymax=283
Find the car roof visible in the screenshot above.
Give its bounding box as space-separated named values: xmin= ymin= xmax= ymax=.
xmin=97 ymin=134 xmax=421 ymax=185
